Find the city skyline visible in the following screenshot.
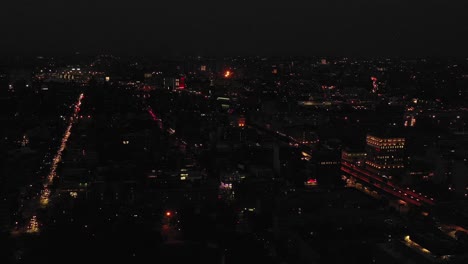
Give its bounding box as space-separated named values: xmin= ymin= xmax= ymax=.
xmin=2 ymin=1 xmax=468 ymax=263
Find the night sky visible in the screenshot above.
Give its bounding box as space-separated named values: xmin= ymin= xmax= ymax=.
xmin=2 ymin=0 xmax=467 ymax=56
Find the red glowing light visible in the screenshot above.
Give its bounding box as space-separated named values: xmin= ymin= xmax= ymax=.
xmin=224 ymin=70 xmax=232 ymax=78
xmin=148 ymin=108 xmax=160 ymax=121
xmin=305 ymin=178 xmax=318 ymax=186
xmin=178 ymin=76 xmax=186 ymax=89
xmin=165 ymin=211 xmax=172 ymax=217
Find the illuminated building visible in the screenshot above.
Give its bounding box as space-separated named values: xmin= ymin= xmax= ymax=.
xmin=404 ymin=114 xmax=417 ymax=127
xmin=341 ymin=149 xmax=366 ymax=166
xmin=365 ymin=134 xmax=405 ymax=179
xmin=163 ymin=77 xmax=177 ymax=90
xmin=407 ymin=166 xmax=434 ymax=184
xmin=164 ymin=75 xmax=186 ymax=90
xmin=47 ymin=67 xmax=93 ymax=83
xmin=340 ymin=134 xmax=435 ymax=207
xmin=216 ymin=96 xmax=231 ymax=110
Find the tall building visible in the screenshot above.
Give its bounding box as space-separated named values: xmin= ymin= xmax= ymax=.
xmin=365 ymin=134 xmax=405 ymax=180
xmin=164 ymin=75 xmax=186 ymax=90
xmin=340 ymin=134 xmax=433 ymax=207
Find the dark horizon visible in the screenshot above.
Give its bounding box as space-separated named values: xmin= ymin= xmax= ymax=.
xmin=2 ymin=0 xmax=468 ymax=57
